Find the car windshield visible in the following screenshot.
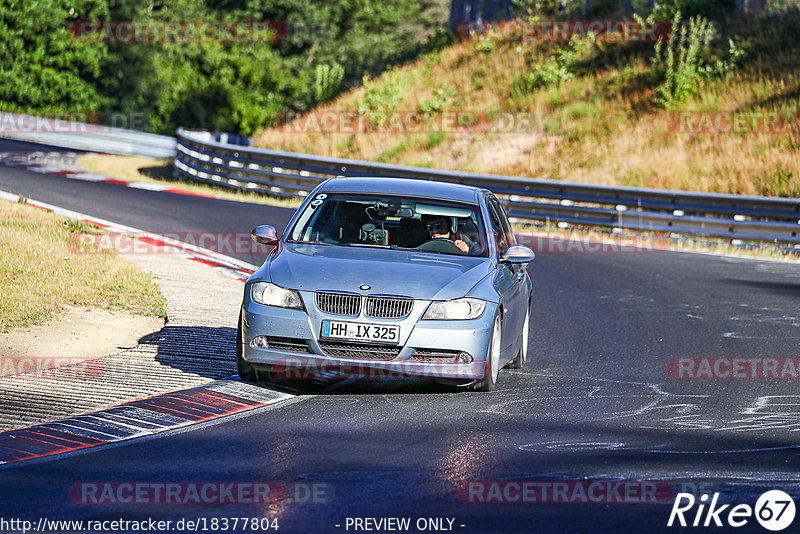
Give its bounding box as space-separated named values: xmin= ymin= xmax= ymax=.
xmin=287 ymin=193 xmax=489 ymax=257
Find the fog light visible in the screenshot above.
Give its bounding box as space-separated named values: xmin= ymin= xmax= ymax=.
xmin=456 ymin=352 xmax=473 ymax=364
xmin=250 ymin=336 xmax=269 ymax=348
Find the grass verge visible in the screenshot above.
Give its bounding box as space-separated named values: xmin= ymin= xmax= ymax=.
xmin=0 ymin=200 xmax=167 ymax=333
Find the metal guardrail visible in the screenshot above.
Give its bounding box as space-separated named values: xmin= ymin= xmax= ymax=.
xmin=0 ymin=112 xmax=176 ymax=159
xmin=175 ymin=127 xmax=800 ymax=244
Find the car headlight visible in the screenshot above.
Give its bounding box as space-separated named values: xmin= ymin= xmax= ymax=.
xmin=251 ymin=282 xmax=303 ymax=309
xmin=423 ymin=298 xmax=486 ymax=320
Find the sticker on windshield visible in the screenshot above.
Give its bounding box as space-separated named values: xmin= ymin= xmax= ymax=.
xmin=310 ymin=199 xmax=324 ymax=207
xmin=315 ymin=194 xmax=327 ymax=200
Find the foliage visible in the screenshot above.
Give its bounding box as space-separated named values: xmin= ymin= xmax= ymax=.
xmin=0 ymin=0 xmax=109 ymax=112
xmin=0 ymin=0 xmax=450 ymax=135
xmin=358 ymin=73 xmax=402 ymax=113
xmin=650 ymin=11 xmax=743 ymax=110
xmin=314 ymin=63 xmax=345 ymax=103
xmin=517 ymin=36 xmax=595 ymax=92
xmin=419 ymin=86 xmax=457 ymax=112
xmin=651 ymin=12 xmax=714 ymax=109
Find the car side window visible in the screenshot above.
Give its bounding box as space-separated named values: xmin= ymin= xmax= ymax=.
xmin=491 ymin=198 xmax=516 ymax=247
xmin=487 ymin=200 xmax=508 ymax=256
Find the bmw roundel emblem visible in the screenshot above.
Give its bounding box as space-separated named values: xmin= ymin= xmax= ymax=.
xmin=359 ymin=284 xmax=371 ymax=291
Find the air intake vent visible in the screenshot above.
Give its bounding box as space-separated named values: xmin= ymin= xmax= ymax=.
xmin=410 ymin=349 xmax=468 ymax=363
xmin=266 ymin=337 xmax=311 ymax=353
xmin=315 ymin=292 xmax=361 ymax=316
xmin=319 ymin=342 xmax=401 ymax=360
xmin=365 ymin=296 xmax=413 ymax=319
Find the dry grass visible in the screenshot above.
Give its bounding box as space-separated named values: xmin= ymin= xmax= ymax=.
xmin=77 ymin=155 xmax=302 ymax=209
xmin=254 ymin=10 xmax=800 ymax=197
xmin=0 ymin=200 xmax=167 ymax=332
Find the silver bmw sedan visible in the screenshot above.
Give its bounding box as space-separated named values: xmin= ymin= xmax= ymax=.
xmin=238 ymin=177 xmax=534 ymax=391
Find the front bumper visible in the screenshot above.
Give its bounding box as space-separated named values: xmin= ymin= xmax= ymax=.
xmin=240 ymin=290 xmax=496 ymax=381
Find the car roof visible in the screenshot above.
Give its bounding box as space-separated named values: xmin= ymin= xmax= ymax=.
xmin=318 ymin=177 xmax=485 ymax=204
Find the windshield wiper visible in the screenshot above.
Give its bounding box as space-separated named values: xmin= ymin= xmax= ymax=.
xmin=348 ymin=243 xmax=391 ymax=248
xmin=287 ymin=240 xmax=337 ymax=246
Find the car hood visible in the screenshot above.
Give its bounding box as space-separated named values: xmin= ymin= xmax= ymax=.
xmin=269 ymin=243 xmax=494 ymax=301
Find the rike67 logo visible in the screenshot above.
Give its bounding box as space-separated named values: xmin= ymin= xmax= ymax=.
xmin=668 ymin=490 xmax=795 ymax=531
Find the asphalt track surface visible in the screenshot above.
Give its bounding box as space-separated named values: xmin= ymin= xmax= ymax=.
xmin=1 ymin=139 xmax=800 ymax=533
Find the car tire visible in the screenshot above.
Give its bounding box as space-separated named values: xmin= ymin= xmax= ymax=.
xmin=506 ymin=302 xmax=530 ymax=369
xmin=472 ymin=313 xmax=501 ymax=392
xmin=236 ymin=311 xmax=260 ymax=383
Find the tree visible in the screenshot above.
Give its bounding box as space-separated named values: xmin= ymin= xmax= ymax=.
xmin=0 ymin=0 xmax=109 ymax=112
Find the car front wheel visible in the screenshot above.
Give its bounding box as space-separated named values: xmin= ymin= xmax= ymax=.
xmin=472 ymin=313 xmax=501 ymax=392
xmin=236 ymin=311 xmax=260 ymax=383
xmin=507 ymin=303 xmax=530 ymax=369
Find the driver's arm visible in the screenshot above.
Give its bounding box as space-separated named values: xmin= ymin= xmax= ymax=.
xmin=453 ymin=237 xmax=469 ymax=253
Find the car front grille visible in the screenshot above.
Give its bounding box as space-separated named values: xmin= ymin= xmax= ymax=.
xmin=315 ymin=292 xmax=361 ymax=316
xmin=410 ymin=348 xmax=463 ymax=363
xmin=266 ymin=337 xmax=311 ymax=353
xmin=318 ymin=342 xmax=401 ymax=360
xmin=365 ymin=296 xmax=413 ymax=319
xmin=315 ymin=291 xmax=414 ymax=318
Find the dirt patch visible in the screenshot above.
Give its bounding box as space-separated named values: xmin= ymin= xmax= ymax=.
xmin=424 ymin=131 xmax=553 ymax=173
xmin=0 ymin=306 xmax=163 ymax=377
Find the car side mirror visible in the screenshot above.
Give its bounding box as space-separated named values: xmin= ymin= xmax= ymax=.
xmin=500 ymin=244 xmax=535 ymax=264
xmin=251 ymin=225 xmax=279 ymax=245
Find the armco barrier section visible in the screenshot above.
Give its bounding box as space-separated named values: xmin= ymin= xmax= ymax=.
xmin=0 ymin=111 xmax=175 ymax=159
xmin=173 ymin=127 xmax=794 ymax=244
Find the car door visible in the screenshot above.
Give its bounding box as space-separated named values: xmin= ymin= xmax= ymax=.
xmin=486 ymin=196 xmax=527 ymax=361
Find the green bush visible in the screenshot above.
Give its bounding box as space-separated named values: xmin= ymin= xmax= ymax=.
xmin=314 ymin=63 xmax=345 ymax=103
xmin=650 ymin=12 xmax=708 ymax=109
xmin=516 ymin=36 xmax=595 ymax=93
xmin=524 ymin=50 xmax=575 ymax=89
xmin=650 ymin=11 xmax=744 ymax=110
xmin=358 ymin=73 xmax=402 ymax=114
xmin=419 ymin=86 xmax=456 ymax=112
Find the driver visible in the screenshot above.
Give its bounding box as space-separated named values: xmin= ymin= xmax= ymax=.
xmin=422 ymin=215 xmax=469 ymax=253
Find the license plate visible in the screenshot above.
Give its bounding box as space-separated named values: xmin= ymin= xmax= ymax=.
xmin=321 ymin=320 xmax=400 ymax=344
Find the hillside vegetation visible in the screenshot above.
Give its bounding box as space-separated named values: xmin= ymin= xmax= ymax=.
xmin=255 ymin=4 xmax=800 ymax=197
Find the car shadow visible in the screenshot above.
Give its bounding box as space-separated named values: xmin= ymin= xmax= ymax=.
xmin=146 ymin=325 xmax=470 ymax=395
xmin=721 ymin=278 xmax=800 ymax=295
xmin=265 ymin=374 xmax=467 ymax=395
xmin=148 ymin=325 xmax=237 ymax=380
